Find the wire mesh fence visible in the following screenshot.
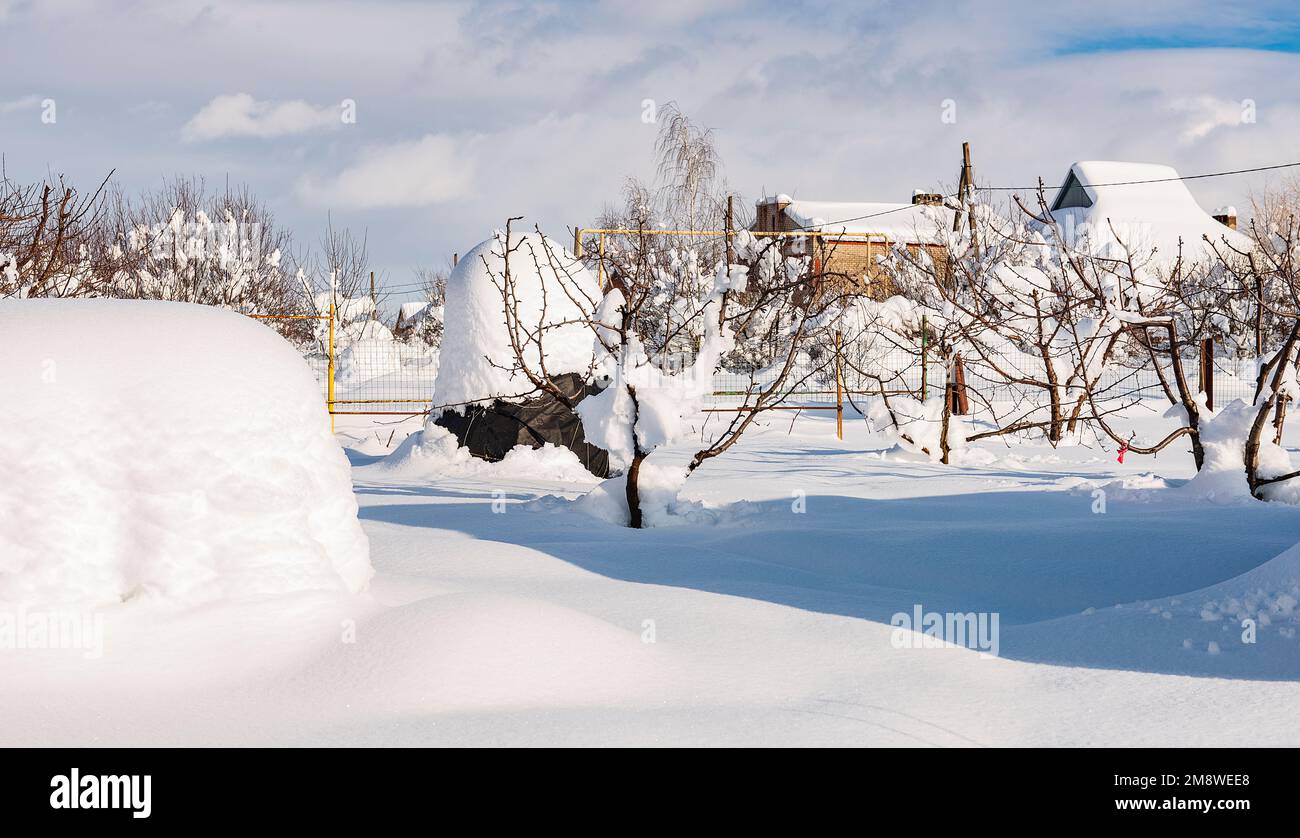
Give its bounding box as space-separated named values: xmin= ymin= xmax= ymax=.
xmin=331 ymin=338 xmax=439 ymax=415
xmin=248 ymin=311 xmax=1262 ymax=428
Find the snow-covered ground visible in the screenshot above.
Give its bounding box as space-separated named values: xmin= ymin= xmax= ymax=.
xmin=6 ymin=403 xmax=1300 ymax=747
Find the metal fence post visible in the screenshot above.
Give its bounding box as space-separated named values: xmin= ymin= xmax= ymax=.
xmin=597 ymin=232 xmax=606 ymax=289
xmin=1200 ymin=337 xmax=1214 ymax=411
xmin=328 ymin=303 xmax=336 ymax=434
xmin=920 ymin=314 xmax=929 ymax=401
xmin=835 ymin=329 xmax=844 ymax=440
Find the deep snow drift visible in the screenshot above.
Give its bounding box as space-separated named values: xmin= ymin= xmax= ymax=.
xmin=0 ymin=299 xmax=372 ymax=608
xmin=6 ymin=367 xmax=1300 ymax=744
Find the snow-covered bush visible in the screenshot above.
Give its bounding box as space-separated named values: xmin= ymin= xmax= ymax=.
xmin=576 ymin=265 xmax=740 ymax=526
xmin=0 ymin=299 xmax=372 ymax=608
xmin=382 ymin=424 xmax=598 ymax=484
xmin=0 ymin=172 xmax=122 ymax=300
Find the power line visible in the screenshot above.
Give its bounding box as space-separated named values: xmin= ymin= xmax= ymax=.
xmin=985 ymin=160 xmax=1300 ymax=191
xmin=372 ymin=158 xmax=1300 ymax=271
xmin=789 ymin=159 xmax=1300 ymax=231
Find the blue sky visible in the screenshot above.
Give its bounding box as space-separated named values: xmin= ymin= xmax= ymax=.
xmin=2 ymin=0 xmax=1299 ymax=306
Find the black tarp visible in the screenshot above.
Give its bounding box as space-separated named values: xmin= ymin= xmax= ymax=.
xmin=433 ymin=372 xmax=611 ymax=478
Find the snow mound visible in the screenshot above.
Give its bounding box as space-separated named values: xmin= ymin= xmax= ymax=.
xmin=381 ymin=422 xmax=598 ymax=484
xmin=288 ymin=592 xmax=672 ymax=713
xmin=1067 ymin=472 xmax=1171 ymax=504
xmin=0 ymin=300 xmax=372 ymax=608
xmin=866 ymin=394 xmax=974 ymax=462
xmin=570 ymin=460 xmax=725 ymax=527
xmin=432 ymin=231 xmax=599 ymax=410
xmin=1185 ymin=400 xmax=1296 ymax=503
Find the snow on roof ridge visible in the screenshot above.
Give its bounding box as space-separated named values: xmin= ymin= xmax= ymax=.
xmin=1070 ymin=160 xmax=1182 ymax=183
xmin=769 ymin=197 xmax=953 ymax=243
xmin=1051 ymin=160 xmax=1251 ymax=267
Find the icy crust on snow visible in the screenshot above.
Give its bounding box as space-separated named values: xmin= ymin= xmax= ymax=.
xmin=432 ymin=232 xmax=599 ymax=411
xmin=380 ymin=422 xmax=599 ymax=484
xmin=0 ymin=300 xmax=372 ymax=608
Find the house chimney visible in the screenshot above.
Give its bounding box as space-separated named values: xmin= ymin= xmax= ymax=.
xmin=756 ymin=194 xmax=793 ymax=232
xmin=912 ymin=190 xmax=944 ymax=206
xmin=1212 ymin=206 xmax=1238 ymax=230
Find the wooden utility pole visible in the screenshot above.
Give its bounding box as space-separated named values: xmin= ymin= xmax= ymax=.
xmin=949 ymin=353 xmax=969 ymax=415
xmin=953 ymin=141 xmax=980 ymax=257
xmin=369 ymin=270 xmax=377 ymax=319
xmin=453 ymin=252 xmax=459 ymax=267
xmin=920 ymin=314 xmax=929 ymax=401
xmin=724 ymin=195 xmax=735 ymax=266
xmin=835 ymin=330 xmax=844 ymax=441
xmin=1251 ymin=253 xmax=1263 ymax=356
xmin=952 ymin=149 xmax=965 ymax=233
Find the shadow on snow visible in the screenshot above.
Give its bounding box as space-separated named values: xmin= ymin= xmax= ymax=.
xmin=355 ymin=475 xmax=1300 ymax=681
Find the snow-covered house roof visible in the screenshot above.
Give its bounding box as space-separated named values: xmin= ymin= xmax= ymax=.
xmin=1046 ymin=161 xmax=1249 ymax=268
xmin=396 ymin=300 xmax=441 ymax=328
xmin=398 ymin=301 xmax=430 ymax=322
xmin=756 ymin=194 xmax=955 ymax=244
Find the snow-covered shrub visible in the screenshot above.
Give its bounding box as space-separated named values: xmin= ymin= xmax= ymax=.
xmin=575 ymin=265 xmax=740 ymax=526
xmin=0 ymin=299 xmax=372 ymax=608
xmin=0 ymin=173 xmax=118 ymax=300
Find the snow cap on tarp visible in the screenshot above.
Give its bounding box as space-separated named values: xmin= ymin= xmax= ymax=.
xmin=432 ymin=231 xmax=600 ymax=411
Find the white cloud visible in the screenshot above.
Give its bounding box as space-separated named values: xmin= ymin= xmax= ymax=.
xmin=3 ymin=1 xmax=1300 ymax=280
xmin=298 ymin=134 xmax=476 ymax=209
xmin=1168 ymin=95 xmax=1253 ymax=145
xmin=0 ymin=95 xmax=40 ymax=114
xmin=182 ymin=93 xmax=340 ymax=142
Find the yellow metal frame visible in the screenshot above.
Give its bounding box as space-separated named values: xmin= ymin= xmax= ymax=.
xmin=249 ymin=247 xmax=855 ymax=439
xmin=327 ymin=304 xmax=335 ymax=432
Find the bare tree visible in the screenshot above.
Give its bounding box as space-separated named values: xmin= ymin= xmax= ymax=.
xmin=488 ymin=217 xmax=844 ymax=528
xmin=0 ymin=165 xmax=116 ymax=298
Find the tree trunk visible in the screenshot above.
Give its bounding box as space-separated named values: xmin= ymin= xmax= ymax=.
xmin=1163 ymin=330 xmax=1205 ymax=471
xmin=939 ymin=379 xmax=953 ymax=464
xmin=624 ymin=384 xmax=646 ymax=528
xmin=1246 ymin=330 xmax=1300 ymax=497
xmin=625 ymin=449 xmax=646 ymax=529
